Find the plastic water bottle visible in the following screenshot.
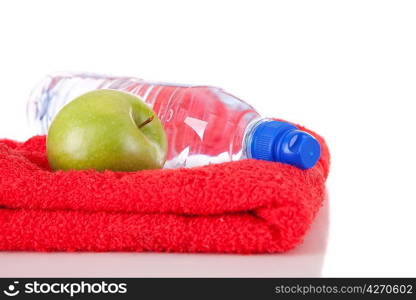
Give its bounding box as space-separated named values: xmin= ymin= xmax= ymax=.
xmin=27 ymin=73 xmax=320 ymax=169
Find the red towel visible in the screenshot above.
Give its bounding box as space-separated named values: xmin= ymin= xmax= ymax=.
xmin=0 ymin=124 xmax=329 ymax=253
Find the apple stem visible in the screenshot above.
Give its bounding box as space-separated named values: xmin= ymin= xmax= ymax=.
xmin=138 ymin=115 xmax=155 ymax=129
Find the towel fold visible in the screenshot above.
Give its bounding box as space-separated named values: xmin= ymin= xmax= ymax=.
xmin=0 ymin=124 xmax=329 ymax=253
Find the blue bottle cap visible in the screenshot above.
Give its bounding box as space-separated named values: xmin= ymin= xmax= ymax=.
xmin=250 ymin=120 xmax=321 ymax=170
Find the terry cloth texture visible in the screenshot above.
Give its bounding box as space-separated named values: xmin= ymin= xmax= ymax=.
xmin=0 ymin=124 xmax=329 ymax=253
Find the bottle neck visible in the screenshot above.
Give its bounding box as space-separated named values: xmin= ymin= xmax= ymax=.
xmin=242 ymin=117 xmax=271 ymax=159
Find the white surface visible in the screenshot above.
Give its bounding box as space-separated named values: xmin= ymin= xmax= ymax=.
xmin=0 ymin=0 xmax=415 ymax=277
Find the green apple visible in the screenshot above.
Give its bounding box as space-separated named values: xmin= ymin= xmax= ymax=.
xmin=47 ymin=89 xmax=167 ymax=171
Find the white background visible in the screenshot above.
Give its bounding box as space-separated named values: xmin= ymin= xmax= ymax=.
xmin=0 ymin=0 xmax=415 ymax=277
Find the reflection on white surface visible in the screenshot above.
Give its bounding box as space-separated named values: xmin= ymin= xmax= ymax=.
xmin=0 ymin=198 xmax=329 ymax=278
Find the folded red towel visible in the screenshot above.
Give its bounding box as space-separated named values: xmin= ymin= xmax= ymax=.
xmin=0 ymin=124 xmax=329 ymax=253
